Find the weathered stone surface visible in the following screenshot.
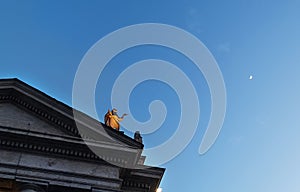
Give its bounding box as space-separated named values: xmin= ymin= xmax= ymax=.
xmin=0 ymin=149 xmax=122 ymax=190
xmin=0 ymin=103 xmax=67 ymax=136
xmin=18 ymin=153 xmax=119 ymax=178
xmin=0 ymin=150 xmax=21 ymax=165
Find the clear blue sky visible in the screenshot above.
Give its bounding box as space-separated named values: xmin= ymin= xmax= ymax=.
xmin=1 ymin=1 xmax=300 ymax=191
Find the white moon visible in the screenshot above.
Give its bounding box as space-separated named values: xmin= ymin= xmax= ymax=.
xmin=249 ymin=75 xmax=253 ymax=80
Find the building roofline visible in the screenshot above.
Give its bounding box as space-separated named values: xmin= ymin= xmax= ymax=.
xmin=0 ymin=78 xmax=143 ymax=149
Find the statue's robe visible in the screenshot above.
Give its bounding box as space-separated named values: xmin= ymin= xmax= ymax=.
xmin=104 ymin=110 xmax=121 ymax=131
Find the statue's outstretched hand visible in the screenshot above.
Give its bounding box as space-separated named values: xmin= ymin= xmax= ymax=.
xmin=120 ymin=113 xmax=128 ymax=119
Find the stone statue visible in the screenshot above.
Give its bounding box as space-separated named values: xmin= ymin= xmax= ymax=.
xmin=134 ymin=131 xmax=143 ymax=143
xmin=104 ymin=108 xmax=127 ymax=131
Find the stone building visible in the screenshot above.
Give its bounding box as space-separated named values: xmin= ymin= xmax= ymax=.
xmin=0 ymin=78 xmax=164 ymax=192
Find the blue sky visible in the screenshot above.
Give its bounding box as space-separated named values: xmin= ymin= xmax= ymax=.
xmin=1 ymin=1 xmax=300 ymax=191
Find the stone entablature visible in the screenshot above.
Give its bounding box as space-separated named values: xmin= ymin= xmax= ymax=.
xmin=0 ymin=78 xmax=165 ymax=192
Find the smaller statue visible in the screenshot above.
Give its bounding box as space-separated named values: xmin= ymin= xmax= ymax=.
xmin=104 ymin=108 xmax=127 ymax=131
xmin=134 ymin=131 xmax=143 ymax=143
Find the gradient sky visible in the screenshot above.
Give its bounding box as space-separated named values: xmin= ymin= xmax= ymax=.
xmin=1 ymin=1 xmax=300 ymax=192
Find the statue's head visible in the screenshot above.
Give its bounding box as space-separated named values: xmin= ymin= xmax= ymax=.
xmin=112 ymin=108 xmax=118 ymax=115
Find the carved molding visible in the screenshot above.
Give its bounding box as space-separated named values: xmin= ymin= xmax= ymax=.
xmin=0 ymin=130 xmax=131 ymax=166
xmin=0 ymin=95 xmax=78 ymax=137
xmin=122 ymin=179 xmax=150 ymax=190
